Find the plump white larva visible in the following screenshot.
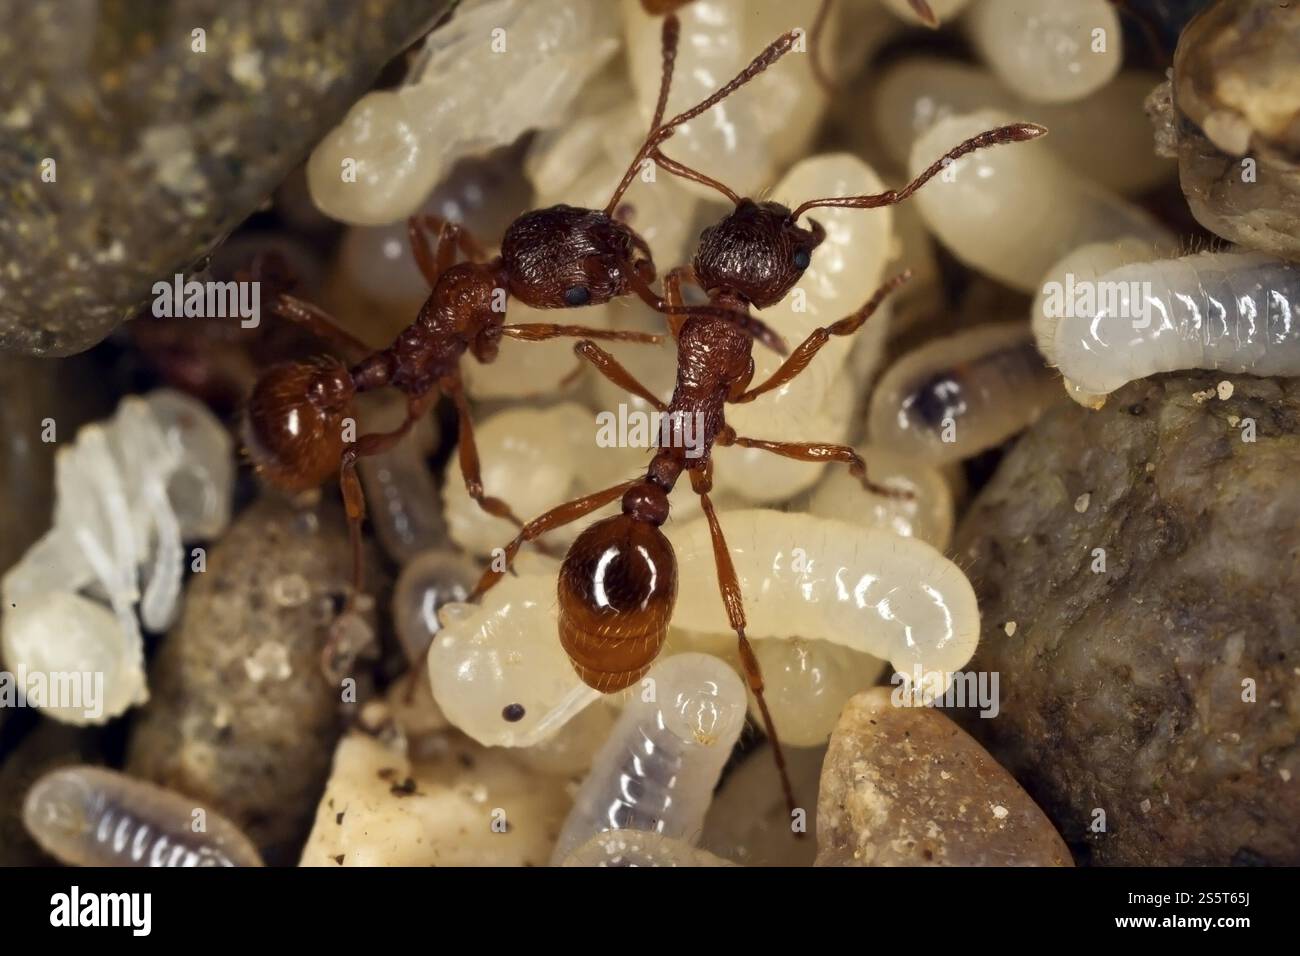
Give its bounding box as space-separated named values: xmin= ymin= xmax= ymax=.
xmin=560 ymin=830 xmax=738 ymax=867
xmin=867 ymin=322 xmax=1062 ymax=464
xmin=307 ymin=0 xmax=620 ymax=225
xmin=1033 ymin=237 xmax=1173 ymax=406
xmin=666 ymin=510 xmax=980 ymax=680
xmin=622 ymin=0 xmax=833 ymax=202
xmin=805 ymin=445 xmax=954 ymax=549
xmin=1043 ymin=251 xmax=1300 ymax=400
xmin=873 ymin=59 xmax=1173 ymax=195
xmin=715 ymin=153 xmax=894 ymax=504
xmin=549 ymin=653 xmax=746 ymax=865
xmin=427 ymin=559 xmax=601 ymax=749
xmin=747 ymin=638 xmax=886 ymax=747
xmin=910 ymin=110 xmax=1172 ymax=292
xmin=966 ymin=0 xmax=1122 ymax=104
xmin=23 ymin=766 xmax=263 ymax=867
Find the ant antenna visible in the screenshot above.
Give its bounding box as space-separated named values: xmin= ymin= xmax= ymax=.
xmin=790 ymin=122 xmax=1047 ymax=219
xmin=605 ymin=20 xmax=801 ymax=216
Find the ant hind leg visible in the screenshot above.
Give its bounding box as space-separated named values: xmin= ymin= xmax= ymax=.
xmin=721 ymin=432 xmax=913 ymax=501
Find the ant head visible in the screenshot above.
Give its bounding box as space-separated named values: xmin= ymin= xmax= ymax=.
xmin=500 ymin=205 xmax=651 ymax=310
xmin=244 ymin=357 xmax=355 ymax=492
xmin=692 ymin=200 xmax=826 ymax=308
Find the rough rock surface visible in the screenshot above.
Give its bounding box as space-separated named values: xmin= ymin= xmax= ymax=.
xmin=126 ymin=496 xmax=377 ymax=864
xmin=954 ymin=372 xmax=1300 ymax=865
xmin=0 ymin=0 xmax=449 ymax=356
xmin=815 ymin=687 xmax=1071 ymax=867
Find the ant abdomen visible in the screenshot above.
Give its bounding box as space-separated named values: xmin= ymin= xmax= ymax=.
xmin=557 ymin=514 xmax=678 ymax=692
xmin=243 ymin=357 xmax=356 ymax=492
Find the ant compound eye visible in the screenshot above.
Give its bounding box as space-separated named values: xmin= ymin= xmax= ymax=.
xmin=793 ymin=249 xmax=812 ymax=270
xmin=564 ymin=286 xmax=591 ymax=307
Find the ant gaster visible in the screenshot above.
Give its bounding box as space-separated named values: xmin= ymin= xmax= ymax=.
xmin=243 ymin=14 xmax=782 ymax=664
xmin=469 ymin=31 xmax=1046 ymax=814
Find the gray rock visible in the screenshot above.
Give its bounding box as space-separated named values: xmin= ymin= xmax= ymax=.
xmin=954 ymin=372 xmax=1300 ymax=865
xmin=815 ymin=687 xmax=1072 ymax=867
xmin=126 ymin=496 xmax=379 ymax=864
xmin=0 ymin=0 xmax=451 ymax=356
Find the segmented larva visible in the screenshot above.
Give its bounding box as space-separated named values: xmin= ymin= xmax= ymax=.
xmin=23 ymin=766 xmax=263 ymax=867
xmin=1042 ymin=251 xmax=1300 ymax=400
xmin=867 ymin=322 xmax=1061 ymax=464
xmin=548 ymin=653 xmax=746 ymax=865
xmin=560 ymin=830 xmax=737 ymax=867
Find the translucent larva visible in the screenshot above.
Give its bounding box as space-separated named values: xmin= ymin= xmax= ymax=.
xmin=1042 ymin=251 xmax=1300 ymax=400
xmin=356 ymin=394 xmax=445 ymax=566
xmin=560 ymin=830 xmax=737 ymax=867
xmin=23 ymin=766 xmax=263 ymax=867
xmin=910 ymin=110 xmax=1172 ymax=292
xmin=1033 ymin=237 xmax=1172 ymax=406
xmin=391 ymin=548 xmax=480 ymax=665
xmin=965 ymin=0 xmax=1122 ymax=105
xmin=872 ymin=59 xmax=1173 ymax=195
xmin=549 ymin=653 xmax=746 ymax=865
xmin=667 ymin=510 xmax=979 ymax=680
xmin=867 ymin=322 xmax=1062 ymax=464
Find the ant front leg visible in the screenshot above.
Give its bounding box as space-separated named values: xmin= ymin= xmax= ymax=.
xmin=687 ymin=466 xmax=798 ymax=819
xmin=441 ymin=374 xmax=530 ymax=529
xmin=408 ymin=216 xmax=480 ymax=287
xmin=573 ymin=340 xmax=668 ymax=412
xmin=720 ymin=430 xmax=913 ymax=501
xmin=420 ymin=215 xmax=489 ymax=263
xmin=266 ymin=294 xmax=373 ymax=359
xmin=731 ymin=271 xmax=911 ymax=405
xmin=469 ymin=479 xmax=642 ymax=600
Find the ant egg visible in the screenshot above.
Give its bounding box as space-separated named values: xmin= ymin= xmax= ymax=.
xmin=966 ymin=0 xmax=1122 ymax=105
xmin=805 ymin=445 xmax=954 ymax=548
xmin=622 ymin=0 xmax=833 ymax=201
xmin=909 ymin=110 xmax=1173 ymax=292
xmin=392 ymin=548 xmax=481 ymax=665
xmin=23 ymin=766 xmax=263 ymax=867
xmin=559 ymin=830 xmax=738 ymax=867
xmin=1042 ymin=251 xmax=1300 ymax=400
xmin=666 ymin=509 xmax=980 ymax=680
xmin=549 ymin=653 xmax=746 ymax=865
xmin=867 ymin=322 xmax=1061 ymax=464
xmin=716 ymin=152 xmax=893 ymax=503
xmin=428 ymin=569 xmax=602 ymax=748
xmin=747 ymin=638 xmax=886 ymax=747
xmin=308 ymin=0 xmax=621 ymax=226
xmin=1033 ymin=237 xmax=1172 ymax=407
xmin=872 ymin=59 xmax=1173 ymax=195
xmin=142 ymin=390 xmax=234 ymax=542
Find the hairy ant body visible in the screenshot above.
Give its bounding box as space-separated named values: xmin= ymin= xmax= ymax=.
xmin=470 ymin=28 xmax=1045 ymax=812
xmin=243 ymin=14 xmax=778 ymax=662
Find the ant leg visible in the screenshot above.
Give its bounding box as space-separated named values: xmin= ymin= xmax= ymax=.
xmin=573 ymin=340 xmax=668 ymax=412
xmin=732 ymin=271 xmax=911 ymax=404
xmin=500 ymin=324 xmax=663 ymax=345
xmin=420 ymin=215 xmax=489 ymax=263
xmin=625 ymin=269 xmax=790 ymax=355
xmin=469 ymin=479 xmax=642 ymax=600
xmin=687 ymin=466 xmax=798 ymax=819
xmin=267 ymin=294 xmax=372 ymax=359
xmin=441 ymin=375 xmax=530 ymax=529
xmin=790 ymin=123 xmax=1047 ymax=219
xmin=722 ymin=432 xmax=913 ymax=501
xmin=407 ymin=215 xmax=474 ymax=287
xmin=663 ymin=265 xmax=695 ymax=339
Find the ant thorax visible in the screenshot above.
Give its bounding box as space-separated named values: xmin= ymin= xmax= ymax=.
xmin=692 ymin=199 xmax=825 ymax=308
xmin=499 ymin=204 xmax=650 ymax=310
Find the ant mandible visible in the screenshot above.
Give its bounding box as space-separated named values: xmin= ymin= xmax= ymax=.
xmin=243 ymin=13 xmax=794 ymax=668
xmin=467 ymin=34 xmax=1046 ymax=814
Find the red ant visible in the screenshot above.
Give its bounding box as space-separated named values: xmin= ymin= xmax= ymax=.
xmin=242 ymin=13 xmax=794 ymax=669
xmin=468 ymin=31 xmax=1045 ymax=813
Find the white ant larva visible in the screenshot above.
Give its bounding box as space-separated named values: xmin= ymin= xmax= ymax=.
xmin=23 ymin=766 xmax=263 ymax=867
xmin=867 ymin=322 xmax=1061 ymax=464
xmin=1041 ymin=250 xmax=1300 ymax=401
xmin=548 ymin=653 xmax=746 ymax=865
